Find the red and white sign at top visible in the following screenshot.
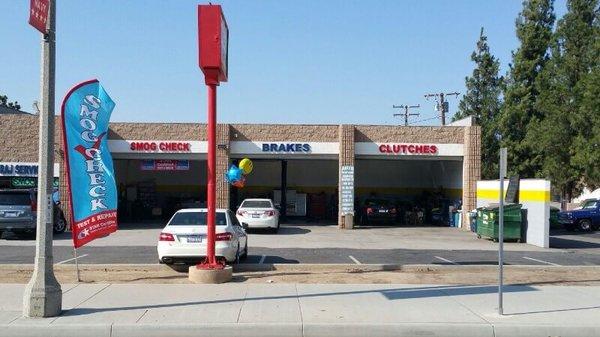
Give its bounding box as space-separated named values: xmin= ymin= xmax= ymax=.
xmin=29 ymin=0 xmax=49 ymax=34
xmin=198 ymin=4 xmax=228 ymax=84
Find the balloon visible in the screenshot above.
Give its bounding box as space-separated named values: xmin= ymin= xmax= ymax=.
xmin=239 ymin=158 xmax=254 ymax=175
xmin=225 ymin=165 xmax=243 ymax=184
xmin=232 ymin=176 xmax=246 ymax=188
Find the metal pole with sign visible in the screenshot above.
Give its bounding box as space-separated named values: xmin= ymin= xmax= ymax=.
xmin=193 ymin=4 xmax=229 ymax=278
xmin=23 ymin=0 xmax=62 ymax=317
xmin=498 ymin=147 xmax=507 ymax=315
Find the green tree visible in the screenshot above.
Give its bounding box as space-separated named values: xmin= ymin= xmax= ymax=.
xmin=454 ymin=27 xmax=503 ymax=179
xmin=572 ymin=33 xmax=600 ymax=190
xmin=531 ymin=0 xmax=599 ymax=201
xmin=0 ymin=94 xmax=21 ymax=110
xmin=498 ymin=0 xmax=555 ymax=178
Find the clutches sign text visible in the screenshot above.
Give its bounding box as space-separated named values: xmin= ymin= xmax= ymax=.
xmin=379 ymin=144 xmax=438 ymax=155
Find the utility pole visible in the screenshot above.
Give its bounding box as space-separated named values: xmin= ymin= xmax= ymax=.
xmin=392 ymin=104 xmax=420 ymax=126
xmin=23 ymin=0 xmax=62 ymax=317
xmin=424 ymin=91 xmax=459 ymax=126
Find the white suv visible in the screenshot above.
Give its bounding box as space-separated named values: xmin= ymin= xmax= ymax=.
xmin=236 ymin=199 xmax=280 ymax=233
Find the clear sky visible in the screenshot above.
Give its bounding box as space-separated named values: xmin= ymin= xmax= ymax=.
xmin=2 ymin=0 xmax=566 ymax=126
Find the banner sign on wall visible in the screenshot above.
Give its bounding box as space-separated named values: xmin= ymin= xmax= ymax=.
xmin=140 ymin=160 xmax=190 ymax=171
xmin=61 ymin=79 xmax=118 ymax=248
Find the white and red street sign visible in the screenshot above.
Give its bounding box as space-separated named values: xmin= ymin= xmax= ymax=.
xmin=29 ymin=0 xmax=50 ymax=34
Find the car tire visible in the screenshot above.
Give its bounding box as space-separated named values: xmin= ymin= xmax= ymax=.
xmin=578 ymin=219 xmax=592 ymax=232
xmin=53 ymin=215 xmax=67 ymax=234
xmin=240 ymin=242 xmax=248 ymax=260
xmin=230 ymin=244 xmax=240 ymax=264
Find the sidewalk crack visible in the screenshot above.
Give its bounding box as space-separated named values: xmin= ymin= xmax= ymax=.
xmin=296 ymin=284 xmax=304 ymax=337
xmin=440 ymin=286 xmax=493 ymax=325
xmin=51 ymin=283 xmax=112 ymax=324
xmin=135 ymin=309 xmax=149 ymax=323
xmin=236 ymin=285 xmax=248 ymax=323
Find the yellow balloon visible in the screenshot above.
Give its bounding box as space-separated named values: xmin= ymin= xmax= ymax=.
xmin=239 ymin=158 xmax=253 ymax=175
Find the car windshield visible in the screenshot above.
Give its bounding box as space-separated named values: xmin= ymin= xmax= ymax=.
xmin=365 ymin=199 xmax=390 ymax=206
xmin=582 ymin=200 xmax=598 ymax=209
xmin=168 ymin=212 xmax=227 ymax=226
xmin=241 ymin=200 xmax=272 ymax=208
xmin=0 ymin=192 xmax=31 ymax=206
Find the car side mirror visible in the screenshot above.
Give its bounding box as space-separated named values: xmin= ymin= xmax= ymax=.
xmin=242 ymin=222 xmax=249 ymax=230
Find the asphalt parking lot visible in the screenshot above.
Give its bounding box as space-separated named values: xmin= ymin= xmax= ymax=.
xmin=1 ymin=223 xmax=599 ymax=266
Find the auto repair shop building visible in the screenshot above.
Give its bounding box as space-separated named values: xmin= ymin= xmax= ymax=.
xmin=0 ymin=113 xmax=480 ymax=228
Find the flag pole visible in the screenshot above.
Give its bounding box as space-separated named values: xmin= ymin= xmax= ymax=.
xmin=73 ymin=247 xmax=81 ymax=282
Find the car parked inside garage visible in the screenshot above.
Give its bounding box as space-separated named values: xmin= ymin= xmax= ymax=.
xmin=236 ymin=198 xmax=280 ymax=233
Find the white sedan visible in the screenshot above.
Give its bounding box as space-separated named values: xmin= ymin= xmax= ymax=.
xmin=236 ymin=198 xmax=280 ymax=232
xmin=157 ymin=208 xmax=248 ymax=264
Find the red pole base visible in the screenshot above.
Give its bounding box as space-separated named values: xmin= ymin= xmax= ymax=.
xmin=195 ymin=258 xmax=225 ymax=270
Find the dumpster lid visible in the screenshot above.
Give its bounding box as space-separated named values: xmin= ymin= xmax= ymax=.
xmin=481 ymin=203 xmax=522 ymax=210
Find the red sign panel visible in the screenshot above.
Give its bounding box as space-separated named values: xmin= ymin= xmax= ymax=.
xmin=198 ymin=4 xmax=228 ymax=84
xmin=29 ymin=0 xmax=49 ymax=34
xmin=379 ymin=144 xmax=438 ymax=155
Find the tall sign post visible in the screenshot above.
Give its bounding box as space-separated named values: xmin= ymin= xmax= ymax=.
xmin=23 ymin=0 xmax=62 ymax=317
xmin=190 ymin=4 xmax=231 ymax=283
xmin=498 ymin=147 xmax=507 ymax=315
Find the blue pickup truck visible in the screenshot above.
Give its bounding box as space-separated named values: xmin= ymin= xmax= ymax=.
xmin=558 ymin=199 xmax=600 ymax=232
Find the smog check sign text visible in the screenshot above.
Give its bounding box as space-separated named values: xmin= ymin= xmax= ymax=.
xmin=61 ymin=80 xmax=118 ymax=248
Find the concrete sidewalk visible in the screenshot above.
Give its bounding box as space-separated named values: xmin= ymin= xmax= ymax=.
xmin=1 ymin=283 xmax=600 ymax=337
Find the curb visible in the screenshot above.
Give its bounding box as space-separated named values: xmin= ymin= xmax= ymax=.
xmin=3 ymin=323 xmax=598 ymax=337
xmin=2 ymin=263 xmax=600 ymax=273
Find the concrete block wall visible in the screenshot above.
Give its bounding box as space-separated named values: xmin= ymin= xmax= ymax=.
xmin=216 ymin=124 xmax=230 ymax=209
xmin=338 ymin=125 xmax=355 ymax=228
xmin=462 ymin=126 xmax=482 ymax=228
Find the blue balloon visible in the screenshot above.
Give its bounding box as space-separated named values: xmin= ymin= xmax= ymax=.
xmin=225 ymin=165 xmax=243 ymax=184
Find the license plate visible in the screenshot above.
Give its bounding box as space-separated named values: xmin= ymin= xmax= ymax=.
xmin=186 ymin=236 xmax=203 ymax=243
xmin=379 ymin=210 xmax=388 ymax=213
xmin=252 ymin=214 xmax=260 ymax=218
xmin=3 ymin=212 xmax=18 ymax=218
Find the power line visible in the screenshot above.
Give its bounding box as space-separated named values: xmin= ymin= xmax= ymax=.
xmin=407 ymin=115 xmax=440 ymax=126
xmin=392 ymin=104 xmax=420 ymax=126
xmin=423 ymin=91 xmax=460 ymax=125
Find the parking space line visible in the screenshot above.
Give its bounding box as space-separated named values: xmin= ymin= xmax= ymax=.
xmin=56 ymin=254 xmax=88 ymax=265
xmin=434 ymin=256 xmax=459 ymax=265
xmin=259 ymin=255 xmax=266 ymax=264
xmin=348 ymin=255 xmax=361 ymax=265
xmin=522 ymin=256 xmax=561 ymax=266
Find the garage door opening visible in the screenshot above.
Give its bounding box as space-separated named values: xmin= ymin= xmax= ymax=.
xmin=355 ymin=158 xmax=462 ymax=227
xmin=230 ymin=159 xmax=338 ymax=222
xmin=114 ymin=159 xmax=206 ymax=225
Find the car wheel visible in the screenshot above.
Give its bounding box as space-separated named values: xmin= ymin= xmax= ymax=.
xmin=234 ymin=244 xmax=241 ymax=264
xmin=240 ymin=242 xmax=248 ymax=260
xmin=578 ymin=219 xmax=592 ymax=232
xmin=53 ymin=215 xmax=67 ymax=234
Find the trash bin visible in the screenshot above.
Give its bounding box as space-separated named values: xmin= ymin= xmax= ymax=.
xmin=469 ymin=211 xmax=478 ymax=232
xmin=476 ymin=204 xmax=523 ymax=242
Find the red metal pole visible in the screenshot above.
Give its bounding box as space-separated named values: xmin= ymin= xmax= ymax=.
xmin=205 ymin=83 xmax=217 ymax=267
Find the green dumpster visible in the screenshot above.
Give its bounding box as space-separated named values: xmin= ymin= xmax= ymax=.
xmin=476 ymin=204 xmax=523 ymax=242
